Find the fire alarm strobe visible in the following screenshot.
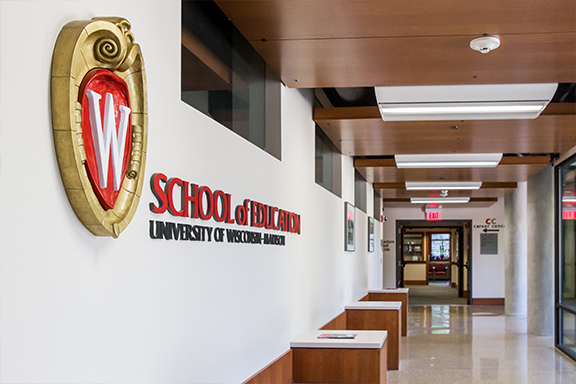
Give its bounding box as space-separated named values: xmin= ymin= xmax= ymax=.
xmin=470 ymin=35 xmax=500 ymax=54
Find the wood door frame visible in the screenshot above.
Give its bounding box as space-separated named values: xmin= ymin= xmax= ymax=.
xmin=395 ymin=220 xmax=473 ymax=303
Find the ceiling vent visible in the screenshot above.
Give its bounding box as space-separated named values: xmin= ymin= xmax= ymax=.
xmin=375 ymin=83 xmax=558 ymax=121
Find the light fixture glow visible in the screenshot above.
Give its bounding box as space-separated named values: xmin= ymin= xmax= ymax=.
xmin=562 ymin=196 xmax=576 ymax=203
xmin=381 ymin=104 xmax=544 ymax=114
xmin=395 ymin=153 xmax=502 ymax=168
xmin=411 ymin=197 xmax=471 ymax=204
xmin=405 ymin=182 xmax=482 ymax=190
xmin=375 ymin=84 xmax=557 ymax=121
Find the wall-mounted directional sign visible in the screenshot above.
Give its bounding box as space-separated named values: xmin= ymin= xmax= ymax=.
xmin=480 ymin=233 xmax=498 ymax=254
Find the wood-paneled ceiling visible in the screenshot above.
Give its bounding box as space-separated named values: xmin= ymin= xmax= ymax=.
xmin=216 ymin=0 xmax=576 ymax=207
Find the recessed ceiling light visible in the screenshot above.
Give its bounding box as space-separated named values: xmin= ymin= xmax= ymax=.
xmin=405 ymin=182 xmax=483 ymax=190
xmin=375 ymin=84 xmax=557 ymax=121
xmin=395 ymin=153 xmax=502 ymax=168
xmin=411 ymin=197 xmax=470 ymax=204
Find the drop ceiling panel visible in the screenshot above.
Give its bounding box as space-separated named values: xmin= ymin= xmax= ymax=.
xmin=248 ymin=33 xmax=576 ymax=88
xmin=216 ymin=0 xmax=576 ymax=40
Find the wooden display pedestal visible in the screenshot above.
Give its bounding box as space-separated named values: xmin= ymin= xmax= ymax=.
xmin=291 ymin=330 xmax=388 ymax=384
xmin=345 ymin=302 xmax=402 ymax=370
xmin=367 ymin=288 xmax=409 ymax=336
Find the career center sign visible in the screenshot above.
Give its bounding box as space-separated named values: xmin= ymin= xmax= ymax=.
xmin=473 ymin=218 xmax=504 ymax=255
xmin=149 ymin=173 xmax=302 ymax=246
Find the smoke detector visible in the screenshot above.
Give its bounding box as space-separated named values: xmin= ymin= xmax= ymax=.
xmin=470 ymin=35 xmax=500 ymax=54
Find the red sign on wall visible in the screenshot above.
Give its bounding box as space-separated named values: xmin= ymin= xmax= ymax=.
xmin=426 ymin=211 xmax=442 ymax=221
xmin=563 ymin=210 xmax=576 ymax=220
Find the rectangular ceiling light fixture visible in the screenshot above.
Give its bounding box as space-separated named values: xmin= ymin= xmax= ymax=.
xmin=410 ymin=197 xmax=471 ymax=204
xmin=395 ymin=153 xmax=502 ymax=168
xmin=375 ymin=83 xmax=557 ymax=121
xmin=405 ymin=181 xmax=482 ymax=190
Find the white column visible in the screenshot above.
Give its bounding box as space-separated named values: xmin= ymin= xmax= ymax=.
xmin=527 ymin=165 xmax=555 ymax=336
xmin=505 ymin=181 xmax=527 ymax=316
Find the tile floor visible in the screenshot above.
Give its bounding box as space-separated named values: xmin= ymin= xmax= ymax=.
xmin=387 ymin=305 xmax=576 ymax=383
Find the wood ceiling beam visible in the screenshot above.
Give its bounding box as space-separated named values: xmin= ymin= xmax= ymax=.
xmin=481 ymin=182 xmax=518 ymax=189
xmin=354 ymin=158 xmax=396 ymax=167
xmin=314 ymin=106 xmax=380 ymax=120
xmin=499 ymin=156 xmax=550 ymax=165
xmin=541 ymin=103 xmax=576 ymax=115
xmin=374 ymin=182 xmax=405 ymax=189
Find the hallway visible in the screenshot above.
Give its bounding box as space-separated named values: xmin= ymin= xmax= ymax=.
xmin=388 ymin=306 xmax=576 ymax=383
xmin=407 ymin=283 xmax=468 ymax=306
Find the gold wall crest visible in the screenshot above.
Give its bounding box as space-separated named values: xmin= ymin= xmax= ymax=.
xmin=51 ymin=17 xmax=148 ymax=238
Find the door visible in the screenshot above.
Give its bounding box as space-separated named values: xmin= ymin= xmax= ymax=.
xmin=457 ymin=227 xmax=464 ymax=297
xmin=463 ymin=223 xmax=472 ymax=305
xmin=397 ymin=226 xmax=405 ymax=287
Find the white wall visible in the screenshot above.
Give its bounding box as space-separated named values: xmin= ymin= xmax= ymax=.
xmin=382 ymin=200 xmax=506 ymax=299
xmin=0 ymin=1 xmax=379 ymax=383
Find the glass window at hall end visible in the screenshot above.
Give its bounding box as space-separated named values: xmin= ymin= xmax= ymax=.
xmin=558 ymin=154 xmax=576 ymax=362
xmin=560 ymin=160 xmax=576 ymax=309
xmin=181 ymin=0 xmax=281 ymax=159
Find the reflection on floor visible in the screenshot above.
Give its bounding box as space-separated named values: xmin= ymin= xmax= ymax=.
xmin=387 ymin=305 xmax=576 ymax=383
xmin=407 ymin=282 xmax=468 ymax=306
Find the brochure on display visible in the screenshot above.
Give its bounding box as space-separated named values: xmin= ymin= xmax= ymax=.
xmin=317 ymin=334 xmax=358 ymax=339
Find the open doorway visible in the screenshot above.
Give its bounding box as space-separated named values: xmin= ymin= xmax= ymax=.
xmin=396 ymin=220 xmax=472 ymax=305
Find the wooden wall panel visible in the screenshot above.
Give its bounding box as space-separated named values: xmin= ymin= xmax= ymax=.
xmin=472 ymin=298 xmax=505 ymax=306
xmin=320 ymin=311 xmax=347 ymax=330
xmin=242 ymin=350 xmax=292 ymax=384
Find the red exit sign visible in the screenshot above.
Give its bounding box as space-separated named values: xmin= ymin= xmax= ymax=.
xmin=426 ymin=211 xmax=442 ymax=221
xmin=563 ymin=210 xmax=576 ymax=220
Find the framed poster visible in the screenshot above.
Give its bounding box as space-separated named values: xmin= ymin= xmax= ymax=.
xmin=345 ymin=202 xmax=355 ymax=251
xmin=368 ymin=217 xmax=375 ymax=252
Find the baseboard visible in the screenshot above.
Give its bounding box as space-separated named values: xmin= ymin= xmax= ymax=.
xmin=451 ymin=282 xmax=457 ymax=288
xmin=463 ymin=290 xmax=469 ymax=298
xmin=242 ymin=349 xmax=292 ymax=384
xmin=404 ymin=280 xmax=427 ymax=285
xmin=472 ymin=298 xmax=505 ymax=306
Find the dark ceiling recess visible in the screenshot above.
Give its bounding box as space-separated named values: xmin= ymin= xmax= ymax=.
xmin=323 ymin=87 xmax=377 ymax=107
xmin=551 ymin=83 xmax=576 ymax=103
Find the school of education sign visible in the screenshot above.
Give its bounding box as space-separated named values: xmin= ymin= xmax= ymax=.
xmin=51 ymin=17 xmax=147 ymax=238
xmin=149 ymin=173 xmax=302 ymax=246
